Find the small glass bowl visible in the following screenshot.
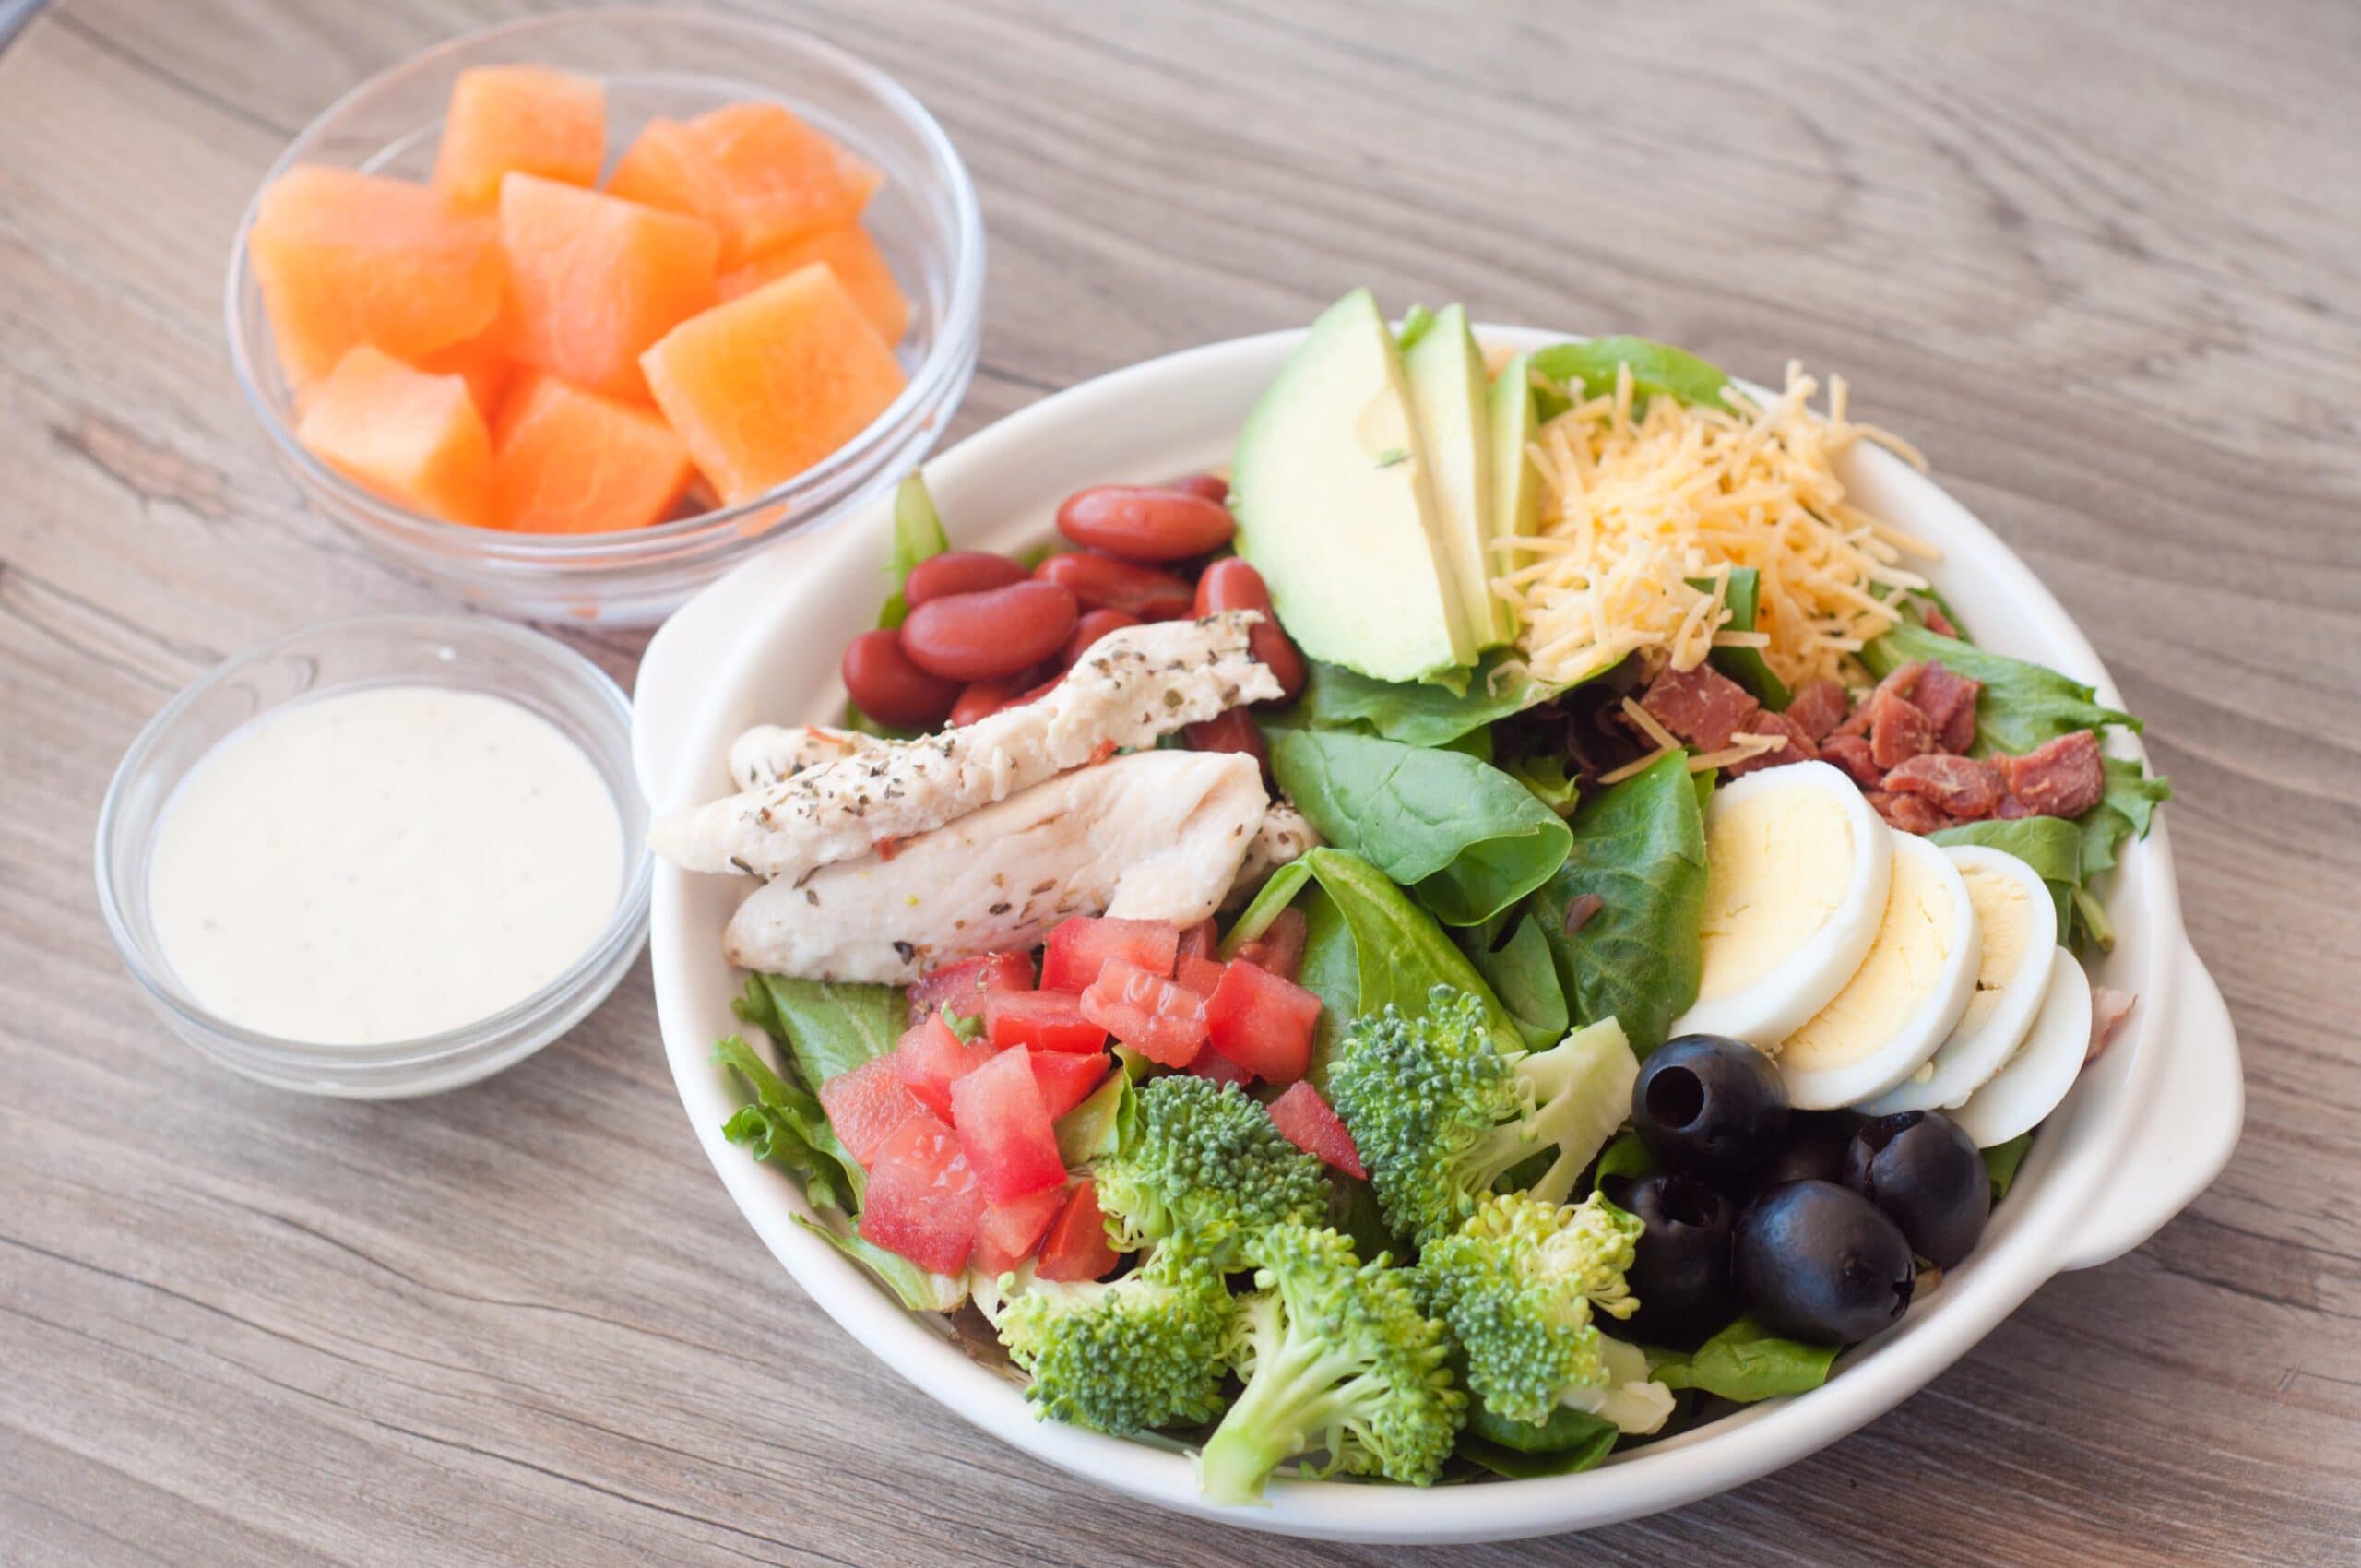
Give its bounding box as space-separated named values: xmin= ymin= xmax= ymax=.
xmin=225 ymin=8 xmax=984 ymax=626
xmin=95 ymin=614 xmax=653 ymax=1098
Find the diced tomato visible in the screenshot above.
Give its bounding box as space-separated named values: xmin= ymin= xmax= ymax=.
xmin=1080 ymin=957 xmax=1210 ymax=1067
xmin=816 ymin=1053 xmax=923 ymax=1166
xmin=1185 ymin=1043 xmax=1254 ymax=1088
xmin=970 ymin=1182 xmax=1067 ymax=1277
xmin=1035 ymin=1178 xmax=1121 ymax=1283
xmin=1027 ymin=1049 xmax=1111 ymax=1120
xmin=908 ymin=950 xmax=1036 ymax=1021
xmin=980 ymin=989 xmax=1109 ymax=1054
xmin=1176 ymin=955 xmax=1228 ymax=998
xmin=1040 ymin=915 xmax=1180 ymax=993
xmin=1231 ymin=905 xmax=1308 ymax=982
xmin=1203 ymin=959 xmax=1321 ymax=1084
xmin=892 ymin=1011 xmax=994 ymax=1119
xmin=857 ymin=1112 xmax=983 ymax=1275
xmin=947 ymin=1046 xmax=1066 ymax=1203
xmin=1267 ymin=1081 xmax=1366 ymax=1179
xmin=1175 ymin=918 xmax=1219 ymax=964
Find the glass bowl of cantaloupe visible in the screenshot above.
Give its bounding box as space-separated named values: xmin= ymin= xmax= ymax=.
xmin=227 ymin=8 xmax=982 ymax=625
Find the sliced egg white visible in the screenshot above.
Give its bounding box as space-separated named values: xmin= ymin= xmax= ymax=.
xmin=1775 ymin=833 xmax=1980 ymax=1111
xmin=1672 ymin=761 xmax=1894 ymax=1049
xmin=1952 ymin=946 xmax=2095 ymax=1147
xmin=1861 ymin=845 xmax=2058 ymax=1116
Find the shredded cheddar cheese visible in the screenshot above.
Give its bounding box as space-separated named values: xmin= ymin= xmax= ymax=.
xmin=1495 ymin=361 xmax=1936 ymax=691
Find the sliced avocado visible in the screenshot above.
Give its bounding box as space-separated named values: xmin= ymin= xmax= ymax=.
xmin=1232 ymin=289 xmax=1476 ymax=683
xmin=1488 ymin=350 xmax=1540 ymax=586
xmin=1405 ymin=303 xmax=1509 ymax=650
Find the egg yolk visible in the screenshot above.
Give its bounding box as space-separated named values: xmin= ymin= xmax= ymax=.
xmin=1783 ymin=841 xmax=1962 ymax=1071
xmin=1696 ymin=784 xmax=1857 ymax=1001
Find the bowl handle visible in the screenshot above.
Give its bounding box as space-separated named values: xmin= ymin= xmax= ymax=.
xmin=634 ymin=540 xmax=816 ymax=809
xmin=2056 ymin=937 xmax=2243 ymax=1272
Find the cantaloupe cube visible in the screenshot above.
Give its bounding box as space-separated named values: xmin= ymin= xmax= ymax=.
xmin=491 ymin=373 xmax=692 ymax=533
xmin=248 ymin=164 xmax=504 ymax=384
xmin=432 ymin=65 xmax=606 ymax=211
xmin=640 ymin=263 xmax=908 ymax=505
xmin=718 ymin=222 xmax=909 ymax=342
xmin=295 ymin=345 xmax=492 ymax=525
xmin=498 ymin=172 xmax=718 ymax=400
xmin=415 ymin=327 xmax=516 ymax=420
xmin=607 ymin=103 xmax=879 ymax=265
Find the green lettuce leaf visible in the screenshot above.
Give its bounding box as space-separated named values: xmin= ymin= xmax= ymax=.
xmin=739 ymin=975 xmax=907 ymax=1088
xmin=1053 ymin=1070 xmax=1135 ymax=1166
xmin=1983 ymin=1133 xmax=2033 ymax=1200
xmin=1274 ymin=730 xmax=1573 ymax=927
xmin=1528 ymin=337 xmax=1737 ymax=421
xmin=714 ymin=1034 xmax=862 ymax=1215
xmin=1589 ymin=1129 xmax=1663 ymax=1197
xmin=1502 ymin=753 xmax=1580 ymax=817
xmin=1459 ymin=1402 xmax=1621 ymax=1478
xmin=1290 ymin=649 xmax=1578 ymax=748
xmin=1860 ymin=624 xmax=2138 ymax=756
xmin=793 ymin=1217 xmax=967 ymax=1313
xmin=1648 ymin=1316 xmax=1836 ymax=1402
xmin=877 ymin=471 xmax=951 ymax=630
xmin=1694 ymin=567 xmax=1789 ymax=710
xmin=1528 ymin=752 xmax=1708 ymax=1054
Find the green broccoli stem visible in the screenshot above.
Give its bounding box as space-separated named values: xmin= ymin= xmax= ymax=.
xmin=1195 ymin=1336 xmax=1370 ymax=1506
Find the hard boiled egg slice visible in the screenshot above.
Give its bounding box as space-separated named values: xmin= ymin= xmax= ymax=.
xmin=1953 ymin=946 xmax=2096 ymax=1147
xmin=1776 ymin=833 xmax=1980 ymax=1111
xmin=1861 ymin=844 xmax=2058 ymax=1115
xmin=1673 ymin=761 xmax=1893 ymax=1049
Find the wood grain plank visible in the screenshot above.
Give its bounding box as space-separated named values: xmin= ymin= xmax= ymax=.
xmin=2 ymin=0 xmax=2355 ymax=1563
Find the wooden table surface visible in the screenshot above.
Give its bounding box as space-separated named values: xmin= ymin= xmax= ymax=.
xmin=6 ymin=1 xmax=2358 ymax=1562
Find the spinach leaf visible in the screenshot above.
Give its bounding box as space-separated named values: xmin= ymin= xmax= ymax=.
xmin=1292 ymin=885 xmax=1360 ymax=1088
xmin=1502 ymin=753 xmax=1580 ymax=817
xmin=1219 ymin=860 xmax=1311 ymax=953
xmin=1291 ymin=649 xmax=1577 ymax=748
xmin=1983 ymin=1133 xmax=2033 ymax=1200
xmin=877 ymin=471 xmax=951 ymax=630
xmin=1462 ymin=911 xmax=1570 ymax=1049
xmin=740 ymin=975 xmax=907 ymax=1088
xmin=1589 ymin=1130 xmax=1662 ymax=1196
xmin=1691 ymin=567 xmax=1789 ymax=710
xmin=1648 ymin=1316 xmax=1836 ymax=1402
xmin=1529 ymin=752 xmax=1707 ymax=1054
xmin=714 ymin=1034 xmax=861 ymax=1214
xmin=1928 ymin=816 xmax=2082 ymax=936
xmin=1274 ymin=730 xmax=1573 ymax=927
xmin=1459 ymin=1403 xmax=1621 ymax=1478
xmin=1860 ymin=624 xmax=2139 ymax=756
xmin=1528 ymin=337 xmax=1736 ymax=421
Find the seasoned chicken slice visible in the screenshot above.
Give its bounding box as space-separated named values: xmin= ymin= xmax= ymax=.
xmin=653 ymin=612 xmax=1279 ymax=880
xmin=728 ymin=723 xmax=884 ymax=791
xmin=1227 ymin=799 xmax=1323 ymax=909
xmin=724 ymin=751 xmax=1268 ymax=982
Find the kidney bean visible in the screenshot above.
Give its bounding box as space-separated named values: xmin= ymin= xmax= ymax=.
xmin=1168 ymin=473 xmax=1229 ymax=505
xmin=948 ymin=679 xmax=1025 ymax=728
xmin=1035 ymin=552 xmax=1196 ymax=620
xmin=900 ymin=581 xmax=1078 ymax=682
xmin=904 ymin=550 xmax=1029 ymax=609
xmin=841 ymin=628 xmax=961 ymax=730
xmin=1055 ymin=485 xmax=1235 ymax=562
xmin=1192 ymin=557 xmax=1306 ymax=703
xmin=1058 ymin=607 xmax=1142 ymax=668
xmin=1183 ymin=707 xmax=1271 ymax=781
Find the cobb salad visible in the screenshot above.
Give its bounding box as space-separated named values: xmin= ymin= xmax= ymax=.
xmin=651 ymin=291 xmax=2167 ymax=1503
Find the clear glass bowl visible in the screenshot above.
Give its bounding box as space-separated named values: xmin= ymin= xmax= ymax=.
xmin=95 ymin=614 xmax=653 ymax=1098
xmin=225 ymin=8 xmax=984 ymax=626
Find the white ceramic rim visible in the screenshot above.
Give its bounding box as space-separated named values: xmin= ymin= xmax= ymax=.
xmin=637 ymin=327 xmax=2243 ymax=1542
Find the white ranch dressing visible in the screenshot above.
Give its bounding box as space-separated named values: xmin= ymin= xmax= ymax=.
xmin=148 ymin=684 xmax=623 ymax=1046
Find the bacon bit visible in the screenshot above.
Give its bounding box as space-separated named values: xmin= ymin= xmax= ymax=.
xmin=1087 ymin=739 xmax=1118 ymax=766
xmin=1563 ymin=892 xmax=1606 ymax=936
xmin=873 ymin=837 xmax=902 ymax=861
xmin=2088 ymin=987 xmax=2137 ymax=1063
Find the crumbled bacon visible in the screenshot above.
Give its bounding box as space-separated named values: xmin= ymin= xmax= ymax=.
xmin=1913 ymin=662 xmax=1982 ymax=754
xmin=1640 ymin=662 xmax=1761 ymax=753
xmin=1786 ymin=679 xmax=1851 ymax=742
xmin=1993 ymin=731 xmax=2106 ymax=818
xmin=1874 ymin=790 xmax=1951 ymax=835
xmin=1726 ymin=710 xmax=1820 ymax=777
xmin=1821 ymin=732 xmax=1884 ymax=789
xmin=1867 ymin=690 xmax=1940 ymax=770
xmin=1882 ymin=753 xmax=2000 ymax=820
xmin=1836 ymin=662 xmax=1922 ymax=738
xmin=2088 ymin=986 xmax=2137 ymax=1063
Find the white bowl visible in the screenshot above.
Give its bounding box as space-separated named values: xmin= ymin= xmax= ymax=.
xmin=634 ymin=328 xmax=2243 ymax=1543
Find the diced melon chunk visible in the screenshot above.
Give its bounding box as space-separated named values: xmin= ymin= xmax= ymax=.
xmin=497 ymin=172 xmax=718 ymax=400
xmin=414 ymin=324 xmax=517 ymax=420
xmin=640 ymin=263 xmax=908 ymax=504
xmin=491 ymin=373 xmax=692 ymax=533
xmin=607 ymin=103 xmax=879 ymax=265
xmin=248 ymin=164 xmax=504 ymax=384
xmin=295 ymin=345 xmax=492 ymax=525
xmin=719 ymin=222 xmax=909 ymax=341
xmin=432 ymin=65 xmax=606 ymax=211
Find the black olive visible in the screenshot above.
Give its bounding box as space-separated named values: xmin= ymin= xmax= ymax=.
xmin=1605 ymin=1172 xmax=1738 ymax=1350
xmin=1842 ymin=1111 xmax=1991 ymax=1267
xmin=1733 ymin=1180 xmax=1916 ymax=1346
xmin=1630 ymin=1034 xmax=1790 ymax=1181
xmin=1747 ymin=1111 xmax=1865 ymax=1194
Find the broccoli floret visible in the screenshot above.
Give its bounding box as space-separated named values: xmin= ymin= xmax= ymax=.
xmin=1194 ymin=1224 xmax=1464 ymax=1504
xmin=1328 ymin=986 xmax=1637 ymax=1244
xmin=998 ymin=1247 xmax=1236 ymax=1436
xmin=1093 ymin=1074 xmax=1332 ymax=1257
xmin=1415 ymin=1191 xmax=1643 ymax=1427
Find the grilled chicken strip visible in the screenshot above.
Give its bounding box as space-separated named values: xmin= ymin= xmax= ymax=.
xmin=652 ymin=612 xmax=1279 ymax=880
xmin=723 ymin=750 xmax=1269 ymax=982
xmin=1228 ymin=799 xmax=1322 ymax=909
xmin=728 ymin=723 xmax=885 ymax=792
